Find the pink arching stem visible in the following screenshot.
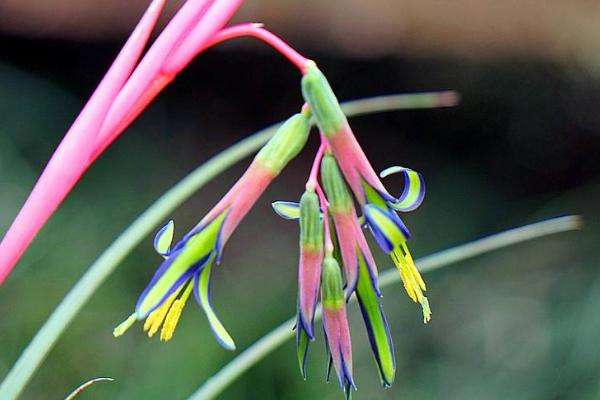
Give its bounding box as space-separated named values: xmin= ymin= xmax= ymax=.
xmin=188 ymin=23 xmax=311 ymax=73
xmin=316 ymin=183 xmax=334 ymax=255
xmin=94 ymin=0 xmax=244 ymax=153
xmin=93 ymin=23 xmax=310 ymax=157
xmin=306 ymin=142 xmax=326 ymax=191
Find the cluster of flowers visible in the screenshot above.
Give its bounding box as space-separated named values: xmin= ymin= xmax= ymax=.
xmin=114 ymin=62 xmax=430 ymax=397
xmin=0 ymin=0 xmax=431 ymax=396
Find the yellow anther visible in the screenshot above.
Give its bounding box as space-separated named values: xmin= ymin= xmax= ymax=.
xmin=160 ymin=281 xmax=194 ymax=342
xmin=113 ymin=313 xmax=137 ymax=337
xmin=160 ymin=300 xmax=184 ymax=341
xmin=402 ymin=243 xmax=426 ymax=291
xmin=392 ymin=245 xmax=432 ymax=324
xmin=144 ymin=291 xmax=179 ymax=337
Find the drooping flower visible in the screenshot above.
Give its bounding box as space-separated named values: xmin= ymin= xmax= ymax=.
xmin=302 ymin=63 xmax=431 ymax=322
xmin=320 ymin=153 xmax=379 ymax=298
xmin=114 ymin=110 xmax=311 ymax=346
xmin=321 ymin=154 xmax=396 ymax=386
xmin=273 ymin=154 xmax=397 ymax=390
xmin=296 ymin=190 xmax=324 ymax=341
xmin=321 ymin=256 xmax=355 ymax=398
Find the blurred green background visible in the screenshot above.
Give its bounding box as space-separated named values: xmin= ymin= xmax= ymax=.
xmin=1 ymin=1 xmax=600 ymax=399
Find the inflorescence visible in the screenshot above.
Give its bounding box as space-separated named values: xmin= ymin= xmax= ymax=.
xmin=115 ymin=62 xmax=431 ymax=398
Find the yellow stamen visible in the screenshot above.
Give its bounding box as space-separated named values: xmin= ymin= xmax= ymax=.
xmin=392 ymin=245 xmax=432 ymax=323
xmin=160 ymin=281 xmax=194 ymax=342
xmin=144 ymin=290 xmax=179 ymax=337
xmin=113 ymin=313 xmax=137 ymax=337
xmin=402 ymin=243 xmax=426 ymax=291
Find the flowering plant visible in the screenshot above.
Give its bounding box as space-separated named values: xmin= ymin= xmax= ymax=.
xmin=0 ymin=1 xmax=460 ymax=398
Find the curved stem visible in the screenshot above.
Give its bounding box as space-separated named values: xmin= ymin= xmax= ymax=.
xmin=314 ymin=184 xmax=333 ymax=254
xmin=64 ymin=377 xmax=114 ymax=400
xmin=94 ymin=23 xmax=310 ymax=157
xmin=305 ymin=143 xmax=326 ymax=190
xmin=200 ymin=23 xmax=311 ymax=73
xmin=0 ymin=92 xmax=457 ymax=400
xmin=188 ymin=215 xmax=582 ymax=400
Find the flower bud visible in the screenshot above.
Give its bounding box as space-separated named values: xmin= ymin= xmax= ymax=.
xmin=256 ymin=112 xmax=311 ymax=174
xmin=299 ymin=190 xmax=323 ymax=251
xmin=320 ymin=154 xmax=352 ymax=214
xmin=301 ymin=63 xmax=346 ymax=137
xmin=321 ymin=254 xmax=355 ymax=393
xmin=321 ymin=256 xmax=345 ymax=311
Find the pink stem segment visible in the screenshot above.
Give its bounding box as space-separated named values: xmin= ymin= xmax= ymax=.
xmin=192 ymin=23 xmax=311 ymax=73
xmin=92 ymin=23 xmax=310 ymax=157
xmin=306 ymin=143 xmax=326 ymax=191
xmin=308 ymin=136 xmax=333 ymax=254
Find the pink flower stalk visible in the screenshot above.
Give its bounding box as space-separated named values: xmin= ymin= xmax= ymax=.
xmin=0 ymin=0 xmax=312 ymax=284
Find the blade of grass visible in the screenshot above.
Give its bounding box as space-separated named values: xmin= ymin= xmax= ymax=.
xmin=0 ymin=91 xmax=457 ymax=400
xmin=188 ymin=215 xmax=582 ymax=400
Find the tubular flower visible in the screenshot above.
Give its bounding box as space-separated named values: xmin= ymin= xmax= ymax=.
xmin=114 ymin=110 xmax=311 ymax=347
xmin=321 ymin=154 xmax=396 ymax=386
xmin=302 ymin=63 xmax=431 ymax=323
xmin=296 ymin=190 xmax=324 ymax=342
xmin=273 ymin=155 xmax=397 ymax=391
xmin=321 ymin=256 xmax=355 ymax=398
xmin=320 ymin=153 xmax=379 ymax=298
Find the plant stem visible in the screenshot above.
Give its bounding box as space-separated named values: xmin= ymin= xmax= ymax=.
xmin=188 ymin=215 xmax=581 ymax=400
xmin=63 ymin=377 xmax=114 ymax=400
xmin=200 ymin=24 xmax=311 ymax=73
xmin=0 ymin=92 xmax=457 ymax=400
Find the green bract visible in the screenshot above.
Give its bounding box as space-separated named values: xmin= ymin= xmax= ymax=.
xmin=301 ymin=63 xmax=345 ymax=137
xmin=320 ymin=155 xmax=353 ymax=213
xmin=255 ymin=112 xmax=311 ymax=174
xmin=299 ymin=191 xmax=323 ymax=251
xmin=321 ymin=256 xmax=345 ymax=311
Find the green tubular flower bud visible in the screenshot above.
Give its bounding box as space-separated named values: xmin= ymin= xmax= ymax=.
xmin=321 ymin=256 xmax=345 ymax=310
xmin=300 ymin=190 xmax=324 ymax=251
xmin=320 ymin=154 xmax=352 ymax=213
xmin=301 ymin=63 xmax=346 ymax=137
xmin=256 ymin=112 xmax=311 ymax=174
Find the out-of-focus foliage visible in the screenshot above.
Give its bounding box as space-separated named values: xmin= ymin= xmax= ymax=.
xmin=1 ymin=15 xmax=600 ymax=400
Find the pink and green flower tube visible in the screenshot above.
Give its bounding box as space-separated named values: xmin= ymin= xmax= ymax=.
xmin=301 ymin=63 xmax=431 ymax=323
xmin=320 ymin=153 xmax=379 ymax=297
xmin=321 ymin=154 xmax=396 ymax=387
xmin=321 ymin=256 xmax=355 ymax=398
xmin=297 ymin=189 xmax=324 ymax=377
xmin=113 ymin=110 xmax=311 ymax=348
xmin=297 ymin=191 xmax=324 ymax=339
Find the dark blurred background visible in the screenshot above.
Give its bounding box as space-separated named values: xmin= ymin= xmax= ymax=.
xmin=1 ymin=1 xmax=600 ymax=399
